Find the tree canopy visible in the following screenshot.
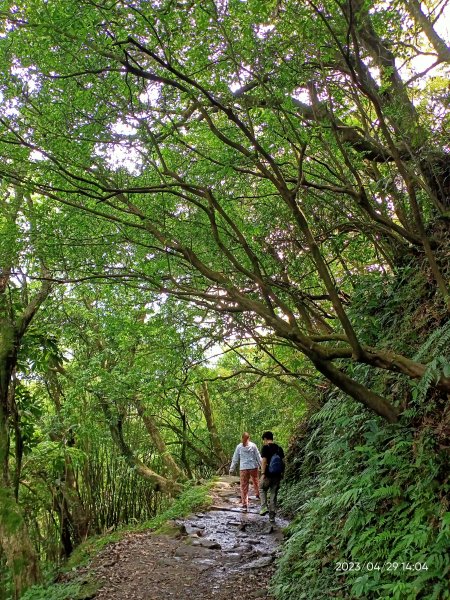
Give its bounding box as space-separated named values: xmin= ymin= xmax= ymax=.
xmin=0 ymin=1 xmax=449 ymax=597
xmin=1 ymin=0 xmax=449 ymax=423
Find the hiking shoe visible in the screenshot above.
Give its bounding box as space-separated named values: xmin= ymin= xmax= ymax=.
xmin=242 ymin=504 xmax=248 ymax=511
xmin=259 ymin=506 xmax=269 ymax=516
xmin=269 ymin=516 xmax=275 ymax=523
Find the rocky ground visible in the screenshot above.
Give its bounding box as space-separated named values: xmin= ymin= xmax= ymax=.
xmin=89 ymin=476 xmax=288 ymax=600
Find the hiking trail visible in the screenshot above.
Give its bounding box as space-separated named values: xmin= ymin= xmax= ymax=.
xmin=85 ymin=476 xmax=288 ymax=599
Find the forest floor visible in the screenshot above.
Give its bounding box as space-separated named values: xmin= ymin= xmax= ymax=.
xmin=85 ymin=476 xmax=287 ymax=600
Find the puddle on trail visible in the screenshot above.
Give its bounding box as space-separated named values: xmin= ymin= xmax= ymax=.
xmin=180 ymin=478 xmax=289 ymax=576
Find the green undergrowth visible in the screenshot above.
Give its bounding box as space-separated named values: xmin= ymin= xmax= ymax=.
xmin=275 ymin=398 xmax=450 ymax=600
xmin=18 ymin=481 xmax=214 ymax=600
xmin=17 ymin=579 xmax=100 ymax=600
xmin=66 ymin=478 xmax=213 ymax=570
xmin=274 ymin=268 xmax=450 ymax=600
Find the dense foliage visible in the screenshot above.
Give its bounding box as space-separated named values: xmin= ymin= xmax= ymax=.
xmin=277 ymin=268 xmax=450 ymax=599
xmin=278 ymin=396 xmax=450 ymax=600
xmin=0 ymin=0 xmax=449 ymax=598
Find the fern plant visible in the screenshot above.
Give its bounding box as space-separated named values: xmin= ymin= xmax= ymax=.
xmin=412 ymin=355 xmax=450 ymax=403
xmin=274 ymin=396 xmax=450 ymax=600
xmin=414 ymin=321 xmax=450 ymax=362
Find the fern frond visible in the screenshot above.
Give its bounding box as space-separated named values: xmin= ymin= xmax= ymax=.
xmin=414 ymin=355 xmax=450 ymax=402
xmin=414 ymin=320 xmax=450 ymax=362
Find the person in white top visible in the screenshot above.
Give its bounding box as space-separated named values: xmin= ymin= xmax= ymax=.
xmin=229 ymin=432 xmax=262 ymax=510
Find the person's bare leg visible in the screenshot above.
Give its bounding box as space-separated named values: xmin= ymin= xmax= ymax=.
xmin=250 ymin=468 xmax=260 ymax=498
xmin=240 ymin=469 xmax=250 ymax=507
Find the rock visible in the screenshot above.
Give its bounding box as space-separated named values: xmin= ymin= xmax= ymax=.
xmin=254 ymin=547 xmax=276 ymax=556
xmin=197 ymin=539 xmax=221 ymax=550
xmin=184 ymin=524 xmax=202 ymax=536
xmin=166 ymin=519 xmax=182 ymax=529
xmin=195 ymin=558 xmax=216 ymax=572
xmin=261 ymin=524 xmax=275 ymax=534
xmin=242 ymin=555 xmax=274 ymax=569
xmin=174 ymin=544 xmax=213 ymax=558
xmin=222 ymin=552 xmax=241 ymax=562
xmin=231 ymin=543 xmax=253 ymax=554
xmin=214 ymin=481 xmax=231 ymax=488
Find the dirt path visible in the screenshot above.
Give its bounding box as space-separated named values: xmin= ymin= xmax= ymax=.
xmin=90 ymin=476 xmax=287 ymax=600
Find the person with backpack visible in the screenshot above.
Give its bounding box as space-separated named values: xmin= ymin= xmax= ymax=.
xmin=229 ymin=432 xmax=262 ymax=510
xmin=259 ymin=431 xmax=285 ymax=523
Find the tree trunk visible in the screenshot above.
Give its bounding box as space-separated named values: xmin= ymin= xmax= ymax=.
xmin=310 ymin=356 xmax=398 ymax=423
xmin=199 ymin=382 xmax=228 ymax=464
xmin=99 ymin=397 xmax=182 ymax=495
xmin=135 ymin=399 xmax=185 ymax=481
xmin=179 ymin=410 xmax=193 ymax=479
xmin=0 ymin=345 xmax=41 ymax=596
xmin=163 ymin=422 xmax=218 ymax=469
xmin=0 ymin=328 xmax=15 ymax=487
xmin=0 ymin=487 xmax=41 ymax=599
xmin=0 ymin=192 xmax=50 ymax=595
xmin=47 ymin=372 xmax=90 ymax=549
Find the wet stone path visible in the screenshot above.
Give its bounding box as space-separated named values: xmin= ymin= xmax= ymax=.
xmin=91 ymin=476 xmax=288 ymax=600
